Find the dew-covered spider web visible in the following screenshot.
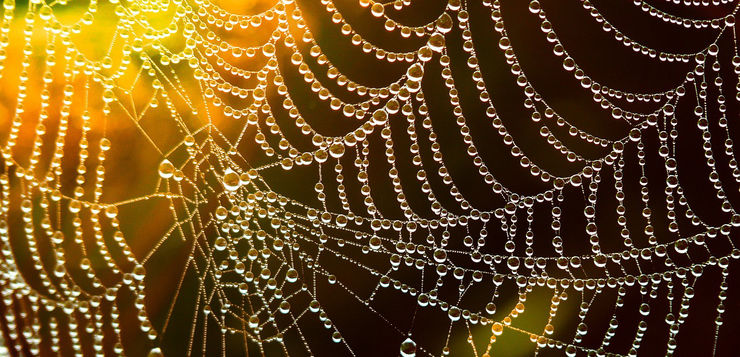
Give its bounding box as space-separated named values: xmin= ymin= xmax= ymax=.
xmin=0 ymin=0 xmax=740 ymax=356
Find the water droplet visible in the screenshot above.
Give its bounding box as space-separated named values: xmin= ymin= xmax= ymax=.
xmin=529 ymin=0 xmax=541 ymax=13
xmin=372 ymin=109 xmax=388 ymax=125
xmin=223 ymin=169 xmax=240 ymax=191
xmin=400 ymin=338 xmax=416 ymax=357
xmin=332 ymin=331 xmax=342 ymax=343
xmin=433 ymin=249 xmax=447 ymax=263
xmin=314 ymin=149 xmax=329 ymax=163
xmin=406 ymin=63 xmax=424 ymax=82
xmin=286 ymin=268 xmax=299 ymax=283
xmin=39 ymin=5 xmax=52 ymax=21
xmin=158 ymin=159 xmax=175 ymax=179
xmin=99 ymin=138 xmax=111 ymax=151
xmin=369 ymin=236 xmax=382 ymax=250
xmin=436 ymin=13 xmax=453 ymax=33
xmin=417 ymin=294 xmax=429 ymax=307
xmin=279 ymin=300 xmax=291 ymax=314
xmin=507 ymin=256 xmax=520 ymax=270
xmin=448 ymin=306 xmax=461 ymax=321
xmin=329 ymin=143 xmax=345 ymax=158
xmin=563 ymin=57 xmax=575 ymax=71
xmin=215 ymin=206 xmax=228 ymax=220
xmin=428 ymin=33 xmax=446 ymax=52
xmin=674 ymin=239 xmax=689 ymax=254
xmin=371 ymin=3 xmax=384 ymax=17
xmin=215 ymin=237 xmax=227 ymax=251
xmin=492 ymin=322 xmax=504 ymax=336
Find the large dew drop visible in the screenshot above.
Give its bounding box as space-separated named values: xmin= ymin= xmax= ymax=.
xmin=329 ymin=143 xmax=345 ymax=158
xmin=372 ymin=109 xmax=388 ymax=126
xmin=158 ymin=159 xmax=175 ymax=179
xmin=428 ymin=33 xmax=445 ymax=52
xmin=222 ymin=168 xmax=241 ymax=191
xmin=406 ymin=63 xmax=424 ymax=82
xmin=400 ymin=338 xmax=416 ymax=357
xmin=370 ymin=3 xmax=384 ymax=17
xmin=433 ymin=249 xmax=447 ymax=263
xmin=435 ymin=13 xmax=453 ymax=33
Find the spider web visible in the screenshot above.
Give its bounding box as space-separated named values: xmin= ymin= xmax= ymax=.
xmin=0 ymin=0 xmax=739 ymax=356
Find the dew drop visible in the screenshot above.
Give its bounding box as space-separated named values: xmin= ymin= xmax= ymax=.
xmin=563 ymin=57 xmax=576 ymax=71
xmin=433 ymin=249 xmax=447 ymax=263
xmin=369 ymin=236 xmax=382 ymax=250
xmin=215 ymin=237 xmax=227 ymax=251
xmin=639 ymin=303 xmax=651 ymax=316
xmin=215 ymin=206 xmax=228 ymax=220
xmin=529 ymin=0 xmax=541 ymax=13
xmin=39 ymin=5 xmax=52 ymax=21
xmin=428 ymin=33 xmax=446 ymax=52
xmin=507 ymin=256 xmax=520 ymax=270
xmin=417 ymin=294 xmax=429 ymax=307
xmin=406 ymin=63 xmax=424 ymax=82
xmin=436 ymin=13 xmax=453 ymax=33
xmin=371 ymin=3 xmax=384 ymax=17
xmin=158 ymin=159 xmax=175 ymax=179
xmin=674 ymin=239 xmax=689 ymax=254
xmin=329 ymin=143 xmax=345 ymax=158
xmin=222 ymin=169 xmax=241 ymax=191
xmin=286 ymin=268 xmax=299 ymax=283
xmin=279 ymin=300 xmax=291 ymax=314
xmin=372 ymin=109 xmax=388 ymax=126
xmin=400 ymin=338 xmax=416 ymax=357
xmin=492 ymin=322 xmax=504 ymax=336
xmin=448 ymin=306 xmax=461 ymax=321
xmin=314 ymin=149 xmax=329 ymax=163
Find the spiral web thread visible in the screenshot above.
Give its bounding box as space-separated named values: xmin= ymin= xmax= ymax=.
xmin=0 ymin=0 xmax=739 ymax=356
